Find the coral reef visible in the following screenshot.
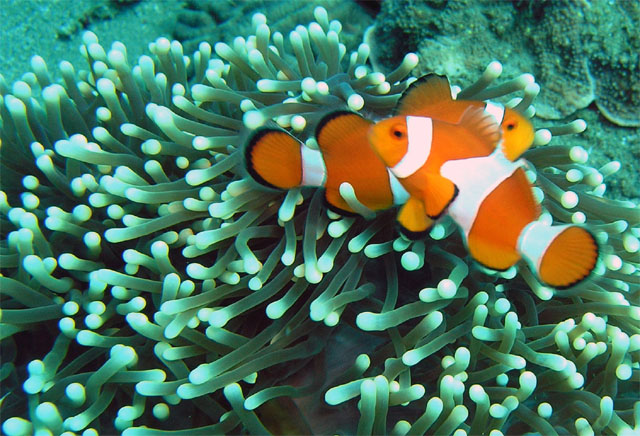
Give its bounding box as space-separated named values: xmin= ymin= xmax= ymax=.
xmin=57 ymin=0 xmax=140 ymax=41
xmin=1 ymin=6 xmax=639 ymax=436
xmin=371 ymin=0 xmax=640 ymax=127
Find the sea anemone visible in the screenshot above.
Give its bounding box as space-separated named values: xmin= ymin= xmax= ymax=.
xmin=0 ymin=6 xmax=638 ymax=435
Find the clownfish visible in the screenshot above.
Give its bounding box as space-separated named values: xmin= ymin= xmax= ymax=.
xmin=244 ymin=74 xmax=531 ymax=218
xmin=368 ymin=73 xmax=537 ymax=230
xmin=394 ymin=74 xmax=536 ymax=164
xmin=368 ymin=76 xmax=598 ymax=288
xmin=244 ymin=111 xmax=408 ymax=215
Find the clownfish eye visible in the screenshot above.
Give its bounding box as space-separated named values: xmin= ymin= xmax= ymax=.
xmin=390 ymin=124 xmax=405 ymax=138
xmin=505 ymin=121 xmax=517 ymax=131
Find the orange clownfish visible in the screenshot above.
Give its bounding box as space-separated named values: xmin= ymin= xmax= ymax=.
xmin=368 ymin=77 xmax=598 ymax=288
xmin=244 ymin=111 xmax=408 ymax=216
xmin=394 ymin=74 xmax=536 ymax=162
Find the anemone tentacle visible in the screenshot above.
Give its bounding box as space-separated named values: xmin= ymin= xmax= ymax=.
xmin=0 ymin=6 xmax=638 ymax=435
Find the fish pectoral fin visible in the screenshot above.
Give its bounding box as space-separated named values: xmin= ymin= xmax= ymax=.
xmin=397 ymin=196 xmax=433 ymax=238
xmin=458 ymin=106 xmax=502 ymax=149
xmin=421 ymin=173 xmax=458 ymax=219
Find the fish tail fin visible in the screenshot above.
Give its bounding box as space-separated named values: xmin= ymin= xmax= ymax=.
xmin=518 ymin=222 xmax=598 ymax=288
xmin=245 ymin=128 xmax=303 ymax=189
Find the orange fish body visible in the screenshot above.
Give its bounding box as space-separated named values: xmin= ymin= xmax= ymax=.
xmin=246 ymin=73 xmax=598 ymax=288
xmin=461 ymin=167 xmax=539 ymax=271
xmin=368 ymin=73 xmax=536 ymax=231
xmin=369 ymin=108 xmax=501 ymax=225
xmin=369 ymin=75 xmax=598 ymax=288
xmin=369 ymin=110 xmax=598 ymax=288
xmin=315 ymin=112 xmax=396 ymax=214
xmin=244 ymin=111 xmax=408 ymax=215
xmin=395 ymin=74 xmax=535 ymax=162
xmin=440 ymin=145 xmax=597 ymax=288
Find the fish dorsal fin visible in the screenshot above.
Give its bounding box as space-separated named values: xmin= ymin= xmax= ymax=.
xmin=396 ymin=74 xmax=454 ymax=117
xmin=316 ymin=111 xmax=394 ymax=214
xmin=316 ymin=111 xmax=370 ymax=157
xmin=245 ymin=128 xmax=302 ymax=189
xmin=397 ymin=196 xmax=433 ymax=238
xmin=458 ymin=106 xmax=502 ymax=150
xmin=421 ymin=173 xmax=459 ymax=219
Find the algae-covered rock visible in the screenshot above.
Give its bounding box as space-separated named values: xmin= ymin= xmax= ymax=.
xmin=588 ymin=1 xmax=640 ymax=127
xmin=372 ymin=0 xmax=639 ymax=127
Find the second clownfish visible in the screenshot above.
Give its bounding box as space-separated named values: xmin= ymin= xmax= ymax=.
xmin=368 ymin=74 xmax=598 ymax=288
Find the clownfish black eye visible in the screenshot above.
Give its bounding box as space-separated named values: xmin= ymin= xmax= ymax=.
xmin=391 ymin=127 xmax=404 ymax=138
xmin=506 ymin=122 xmax=517 ymax=131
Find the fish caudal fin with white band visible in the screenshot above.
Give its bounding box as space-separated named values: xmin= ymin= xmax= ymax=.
xmin=244 ymin=128 xmax=308 ymax=190
xmin=518 ymin=222 xmax=599 ymax=288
